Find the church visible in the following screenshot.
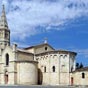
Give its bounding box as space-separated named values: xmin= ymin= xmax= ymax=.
xmin=0 ymin=5 xmax=88 ymax=86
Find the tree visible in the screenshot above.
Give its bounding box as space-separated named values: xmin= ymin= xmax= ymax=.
xmin=79 ymin=62 xmax=83 ymax=68
xmin=76 ymin=63 xmax=79 ymax=69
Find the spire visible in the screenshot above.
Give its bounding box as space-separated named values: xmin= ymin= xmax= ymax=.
xmin=0 ymin=5 xmax=8 ymax=29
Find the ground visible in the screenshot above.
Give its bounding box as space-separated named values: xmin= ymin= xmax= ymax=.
xmin=0 ymin=85 xmax=87 ymax=88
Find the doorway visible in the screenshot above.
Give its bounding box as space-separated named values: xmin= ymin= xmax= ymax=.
xmin=4 ymin=71 xmax=8 ymax=84
xmin=71 ymin=77 xmax=74 ymax=85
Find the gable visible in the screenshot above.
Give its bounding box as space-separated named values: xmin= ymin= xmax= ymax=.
xmin=24 ymin=43 xmax=55 ymax=54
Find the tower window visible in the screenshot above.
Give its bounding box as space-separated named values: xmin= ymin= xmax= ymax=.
xmin=5 ymin=53 xmax=9 ymax=66
xmin=82 ymin=73 xmax=85 ymax=79
xmin=44 ymin=66 xmax=46 ymax=72
xmin=5 ymin=25 xmax=7 ymax=27
xmin=52 ymin=66 xmax=55 ymax=72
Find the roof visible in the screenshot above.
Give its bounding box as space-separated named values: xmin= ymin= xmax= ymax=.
xmin=24 ymin=43 xmax=55 ymax=50
xmin=10 ymin=60 xmax=38 ymax=63
xmin=35 ymin=49 xmax=77 ymax=56
xmin=58 ymin=49 xmax=77 ymax=55
xmin=73 ymin=67 xmax=88 ymax=72
xmin=17 ymin=49 xmax=34 ymax=55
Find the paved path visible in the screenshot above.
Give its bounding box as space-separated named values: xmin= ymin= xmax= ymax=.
xmin=0 ymin=85 xmax=87 ymax=88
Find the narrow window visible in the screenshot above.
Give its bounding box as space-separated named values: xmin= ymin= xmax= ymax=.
xmin=71 ymin=66 xmax=73 ymax=72
xmin=44 ymin=66 xmax=46 ymax=72
xmin=82 ymin=73 xmax=85 ymax=79
xmin=52 ymin=66 xmax=55 ymax=72
xmin=6 ymin=54 xmax=9 ymax=66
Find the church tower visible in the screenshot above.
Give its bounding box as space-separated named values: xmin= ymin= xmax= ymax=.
xmin=0 ymin=5 xmax=10 ymax=49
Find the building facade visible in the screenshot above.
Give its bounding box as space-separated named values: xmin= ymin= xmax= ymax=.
xmin=0 ymin=5 xmax=87 ymax=86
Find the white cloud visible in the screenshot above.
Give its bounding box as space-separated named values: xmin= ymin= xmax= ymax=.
xmin=0 ymin=0 xmax=88 ymax=40
xmin=73 ymin=49 xmax=88 ymax=58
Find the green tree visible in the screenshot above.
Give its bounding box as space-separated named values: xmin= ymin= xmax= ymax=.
xmin=76 ymin=63 xmax=79 ymax=69
xmin=79 ymin=62 xmax=83 ymax=68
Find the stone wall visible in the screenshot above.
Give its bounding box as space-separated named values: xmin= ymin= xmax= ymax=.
xmin=36 ymin=53 xmax=59 ymax=85
xmin=70 ymin=71 xmax=88 ymax=85
xmin=17 ymin=61 xmax=38 ymax=85
xmin=17 ymin=52 xmax=34 ymax=61
xmin=36 ymin=51 xmax=76 ymax=85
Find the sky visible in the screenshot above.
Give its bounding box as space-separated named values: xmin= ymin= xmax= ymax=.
xmin=0 ymin=0 xmax=88 ymax=66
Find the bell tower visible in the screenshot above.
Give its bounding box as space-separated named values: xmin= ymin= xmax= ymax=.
xmin=0 ymin=5 xmax=10 ymax=49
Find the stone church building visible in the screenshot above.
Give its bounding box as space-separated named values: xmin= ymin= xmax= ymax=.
xmin=0 ymin=5 xmax=88 ymax=85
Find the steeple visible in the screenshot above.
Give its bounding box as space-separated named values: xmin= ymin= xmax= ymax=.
xmin=0 ymin=5 xmax=8 ymax=29
xmin=0 ymin=5 xmax=10 ymax=49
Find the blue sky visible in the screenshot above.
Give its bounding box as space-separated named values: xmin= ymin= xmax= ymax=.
xmin=0 ymin=0 xmax=88 ymax=66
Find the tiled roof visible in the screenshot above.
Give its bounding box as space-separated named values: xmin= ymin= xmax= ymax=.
xmin=17 ymin=49 xmax=34 ymax=55
xmin=35 ymin=50 xmax=77 ymax=56
xmin=24 ymin=43 xmax=55 ymax=50
xmin=73 ymin=67 xmax=88 ymax=72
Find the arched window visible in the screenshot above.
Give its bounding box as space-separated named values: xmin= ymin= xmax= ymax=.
xmin=82 ymin=73 xmax=85 ymax=79
xmin=52 ymin=66 xmax=55 ymax=72
xmin=64 ymin=55 xmax=67 ymax=59
xmin=59 ymin=55 xmax=63 ymax=60
xmin=44 ymin=66 xmax=46 ymax=72
xmin=6 ymin=53 xmax=9 ymax=66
